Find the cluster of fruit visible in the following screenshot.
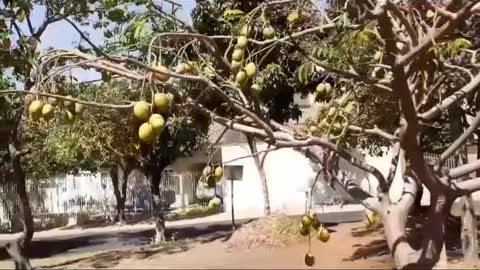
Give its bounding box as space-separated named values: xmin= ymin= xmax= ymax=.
xmin=231 ymin=24 xmax=276 ymax=94
xmin=202 ymin=165 xmax=223 ymax=185
xmin=133 ymin=92 xmax=172 ymax=144
xmin=299 ymin=214 xmax=330 ymax=266
xmin=28 ymin=93 xmax=84 ymax=123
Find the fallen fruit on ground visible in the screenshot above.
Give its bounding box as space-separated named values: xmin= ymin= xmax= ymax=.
xmin=133 ymin=101 xmax=151 ymax=121
xmin=245 ymin=62 xmax=256 ymax=78
xmin=138 ymin=122 xmax=154 ymax=143
xmin=304 ymin=253 xmax=315 ymax=267
xmin=149 ymin=114 xmax=165 ymax=134
xmin=154 ymin=93 xmax=170 ymax=114
xmin=318 ymin=227 xmax=330 ymax=242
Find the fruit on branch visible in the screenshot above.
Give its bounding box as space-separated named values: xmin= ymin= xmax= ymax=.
xmin=245 ymin=62 xmax=256 ymax=78
xmin=235 ymin=71 xmax=248 ymax=86
xmin=327 ymin=107 xmax=337 ymax=117
xmin=301 ymin=215 xmax=313 ymax=227
xmin=64 ymin=95 xmax=74 ymax=108
xmin=214 ymin=166 xmax=223 ymax=178
xmin=240 ymin=25 xmax=252 ymax=36
xmin=237 ymin=36 xmax=248 ymax=49
xmin=40 ymin=103 xmax=54 ymax=121
xmin=203 ymin=165 xmax=212 ymax=177
xmin=29 ymin=99 xmax=44 ymax=120
xmin=138 ymin=122 xmax=154 ymax=144
xmin=311 ymin=215 xmax=321 ymax=230
xmin=373 ymin=51 xmax=382 ymax=62
xmin=251 ymin=83 xmax=261 ymax=95
xmin=208 ymin=197 xmax=221 ymax=209
xmin=232 ymin=49 xmax=244 ymax=62
xmin=153 ymin=65 xmax=171 ymax=82
xmin=149 ymin=114 xmax=165 ymax=135
xmin=153 ymin=93 xmax=170 ymax=114
xmin=304 ymin=253 xmax=315 ymax=267
xmin=318 ymin=227 xmax=330 ymax=242
xmin=74 ymin=103 xmax=84 ymax=115
xmin=309 ymin=125 xmax=318 ymax=134
xmin=263 ymin=26 xmax=276 ymax=39
xmin=133 ymin=101 xmax=151 ymax=121
xmin=426 ymin=9 xmax=436 ymax=20
xmin=232 ymin=60 xmax=241 ymax=71
xmin=299 ymin=223 xmax=310 ymax=236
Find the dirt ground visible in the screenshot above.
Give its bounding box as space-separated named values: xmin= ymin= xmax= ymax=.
xmin=0 ymin=219 xmax=473 ymax=269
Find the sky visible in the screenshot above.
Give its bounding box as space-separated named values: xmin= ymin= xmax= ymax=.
xmin=11 ymin=0 xmax=196 ymax=85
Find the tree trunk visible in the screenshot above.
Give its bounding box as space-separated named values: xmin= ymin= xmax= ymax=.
xmin=6 ymin=143 xmax=33 ymax=270
xmin=246 ymin=135 xmax=271 ymax=216
xmin=110 ymin=159 xmax=135 ymax=225
xmin=149 ymin=165 xmax=167 ymax=244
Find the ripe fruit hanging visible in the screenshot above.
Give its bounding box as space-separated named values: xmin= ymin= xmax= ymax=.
xmin=237 ymin=36 xmax=248 ymax=49
xmin=154 ymin=93 xmax=170 ymax=114
xmin=214 ymin=166 xmax=223 ymax=178
xmin=318 ymin=227 xmax=330 ymax=242
xmin=138 ymin=122 xmax=154 ymax=143
xmin=235 ymin=71 xmax=247 ymax=86
xmin=263 ymin=26 xmax=276 ymax=39
xmin=41 ymin=103 xmax=54 ymax=121
xmin=232 ymin=49 xmax=244 ymax=62
xmin=153 ymin=65 xmax=171 ymax=82
xmin=203 ymin=165 xmax=212 ymax=177
xmin=208 ymin=197 xmax=221 ymax=209
xmin=240 ymin=25 xmax=252 ymax=36
xmin=66 ymin=110 xmax=75 ymax=123
xmin=232 ymin=60 xmax=241 ymax=71
xmin=133 ymin=101 xmax=151 ymax=121
xmin=29 ymin=100 xmax=45 ymax=121
xmin=301 ymin=215 xmax=313 ymax=227
xmin=299 ymin=224 xmax=310 ymax=236
xmin=149 ymin=114 xmax=165 ymax=134
xmin=47 ymin=97 xmax=58 ymax=106
xmin=311 ymin=215 xmax=321 ymax=230
xmin=245 ymin=62 xmax=256 ymax=78
xmin=251 ymin=84 xmax=261 ymax=95
xmin=304 ymin=253 xmax=315 ymax=267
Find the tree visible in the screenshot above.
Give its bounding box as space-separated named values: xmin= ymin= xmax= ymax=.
xmin=6 ymin=0 xmax=480 ymax=269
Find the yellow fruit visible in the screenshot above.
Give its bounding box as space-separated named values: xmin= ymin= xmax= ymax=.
xmin=214 ymin=167 xmax=223 ymax=178
xmin=41 ymin=103 xmax=54 ymax=121
xmin=426 ymin=9 xmax=435 ymax=20
xmin=74 ymin=103 xmax=84 ymax=114
xmin=153 ymin=65 xmax=171 ymax=82
xmin=133 ymin=101 xmax=151 ymax=121
xmin=301 ymin=215 xmax=313 ymax=227
xmin=373 ymin=51 xmax=382 ymax=61
xmin=237 ymin=36 xmax=248 ymax=49
xmin=28 ymin=100 xmax=44 ymax=119
xmin=208 ymin=197 xmax=221 ymax=209
xmin=304 ymin=253 xmax=315 ymax=267
xmin=231 ymin=60 xmax=241 ymax=71
xmin=175 ymin=63 xmax=188 ymax=74
xmin=232 ymin=49 xmax=244 ymax=62
xmin=153 ymin=93 xmax=170 ymax=114
xmin=318 ymin=227 xmax=330 ymax=242
xmin=311 ymin=216 xmax=321 ymax=230
xmin=245 ymin=62 xmax=256 ymax=78
xmin=203 ymin=166 xmax=212 ymax=176
xmin=324 ymin=83 xmax=332 ymax=93
xmin=263 ymin=26 xmax=276 ymax=39
xmin=64 ymin=95 xmax=74 ymax=107
xmin=138 ymin=122 xmax=154 ymax=143
xmin=240 ymin=25 xmax=252 ymax=36
xmin=328 ymin=107 xmax=337 ymax=117
xmin=235 ymin=71 xmax=247 ymax=86
xmin=149 ymin=114 xmax=165 ymax=133
xmin=309 ymin=125 xmax=318 ymax=134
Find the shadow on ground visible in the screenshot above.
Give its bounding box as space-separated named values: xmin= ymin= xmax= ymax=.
xmin=0 ymin=220 xmax=253 ymax=267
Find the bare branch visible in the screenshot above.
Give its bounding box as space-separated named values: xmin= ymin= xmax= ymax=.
xmin=440 ymin=111 xmax=480 ymax=164
xmin=348 ymin=125 xmax=399 ymax=141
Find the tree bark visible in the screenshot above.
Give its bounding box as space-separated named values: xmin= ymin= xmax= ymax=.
xmin=6 ymin=143 xmax=33 ymax=270
xmin=110 ymin=158 xmax=135 ymax=225
xmin=149 ymin=165 xmax=167 ymax=244
xmin=246 ymin=135 xmax=271 ymax=216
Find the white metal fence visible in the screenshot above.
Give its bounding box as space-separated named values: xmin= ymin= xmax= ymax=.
xmin=0 ymin=169 xmax=207 ymax=232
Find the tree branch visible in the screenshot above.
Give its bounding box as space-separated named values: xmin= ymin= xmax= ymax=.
xmin=348 ymin=125 xmax=399 ymax=141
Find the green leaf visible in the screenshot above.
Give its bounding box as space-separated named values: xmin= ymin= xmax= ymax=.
xmin=223 ymin=9 xmax=245 ymax=21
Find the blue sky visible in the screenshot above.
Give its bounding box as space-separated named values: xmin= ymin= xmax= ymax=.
xmin=13 ymin=0 xmax=196 ymax=84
